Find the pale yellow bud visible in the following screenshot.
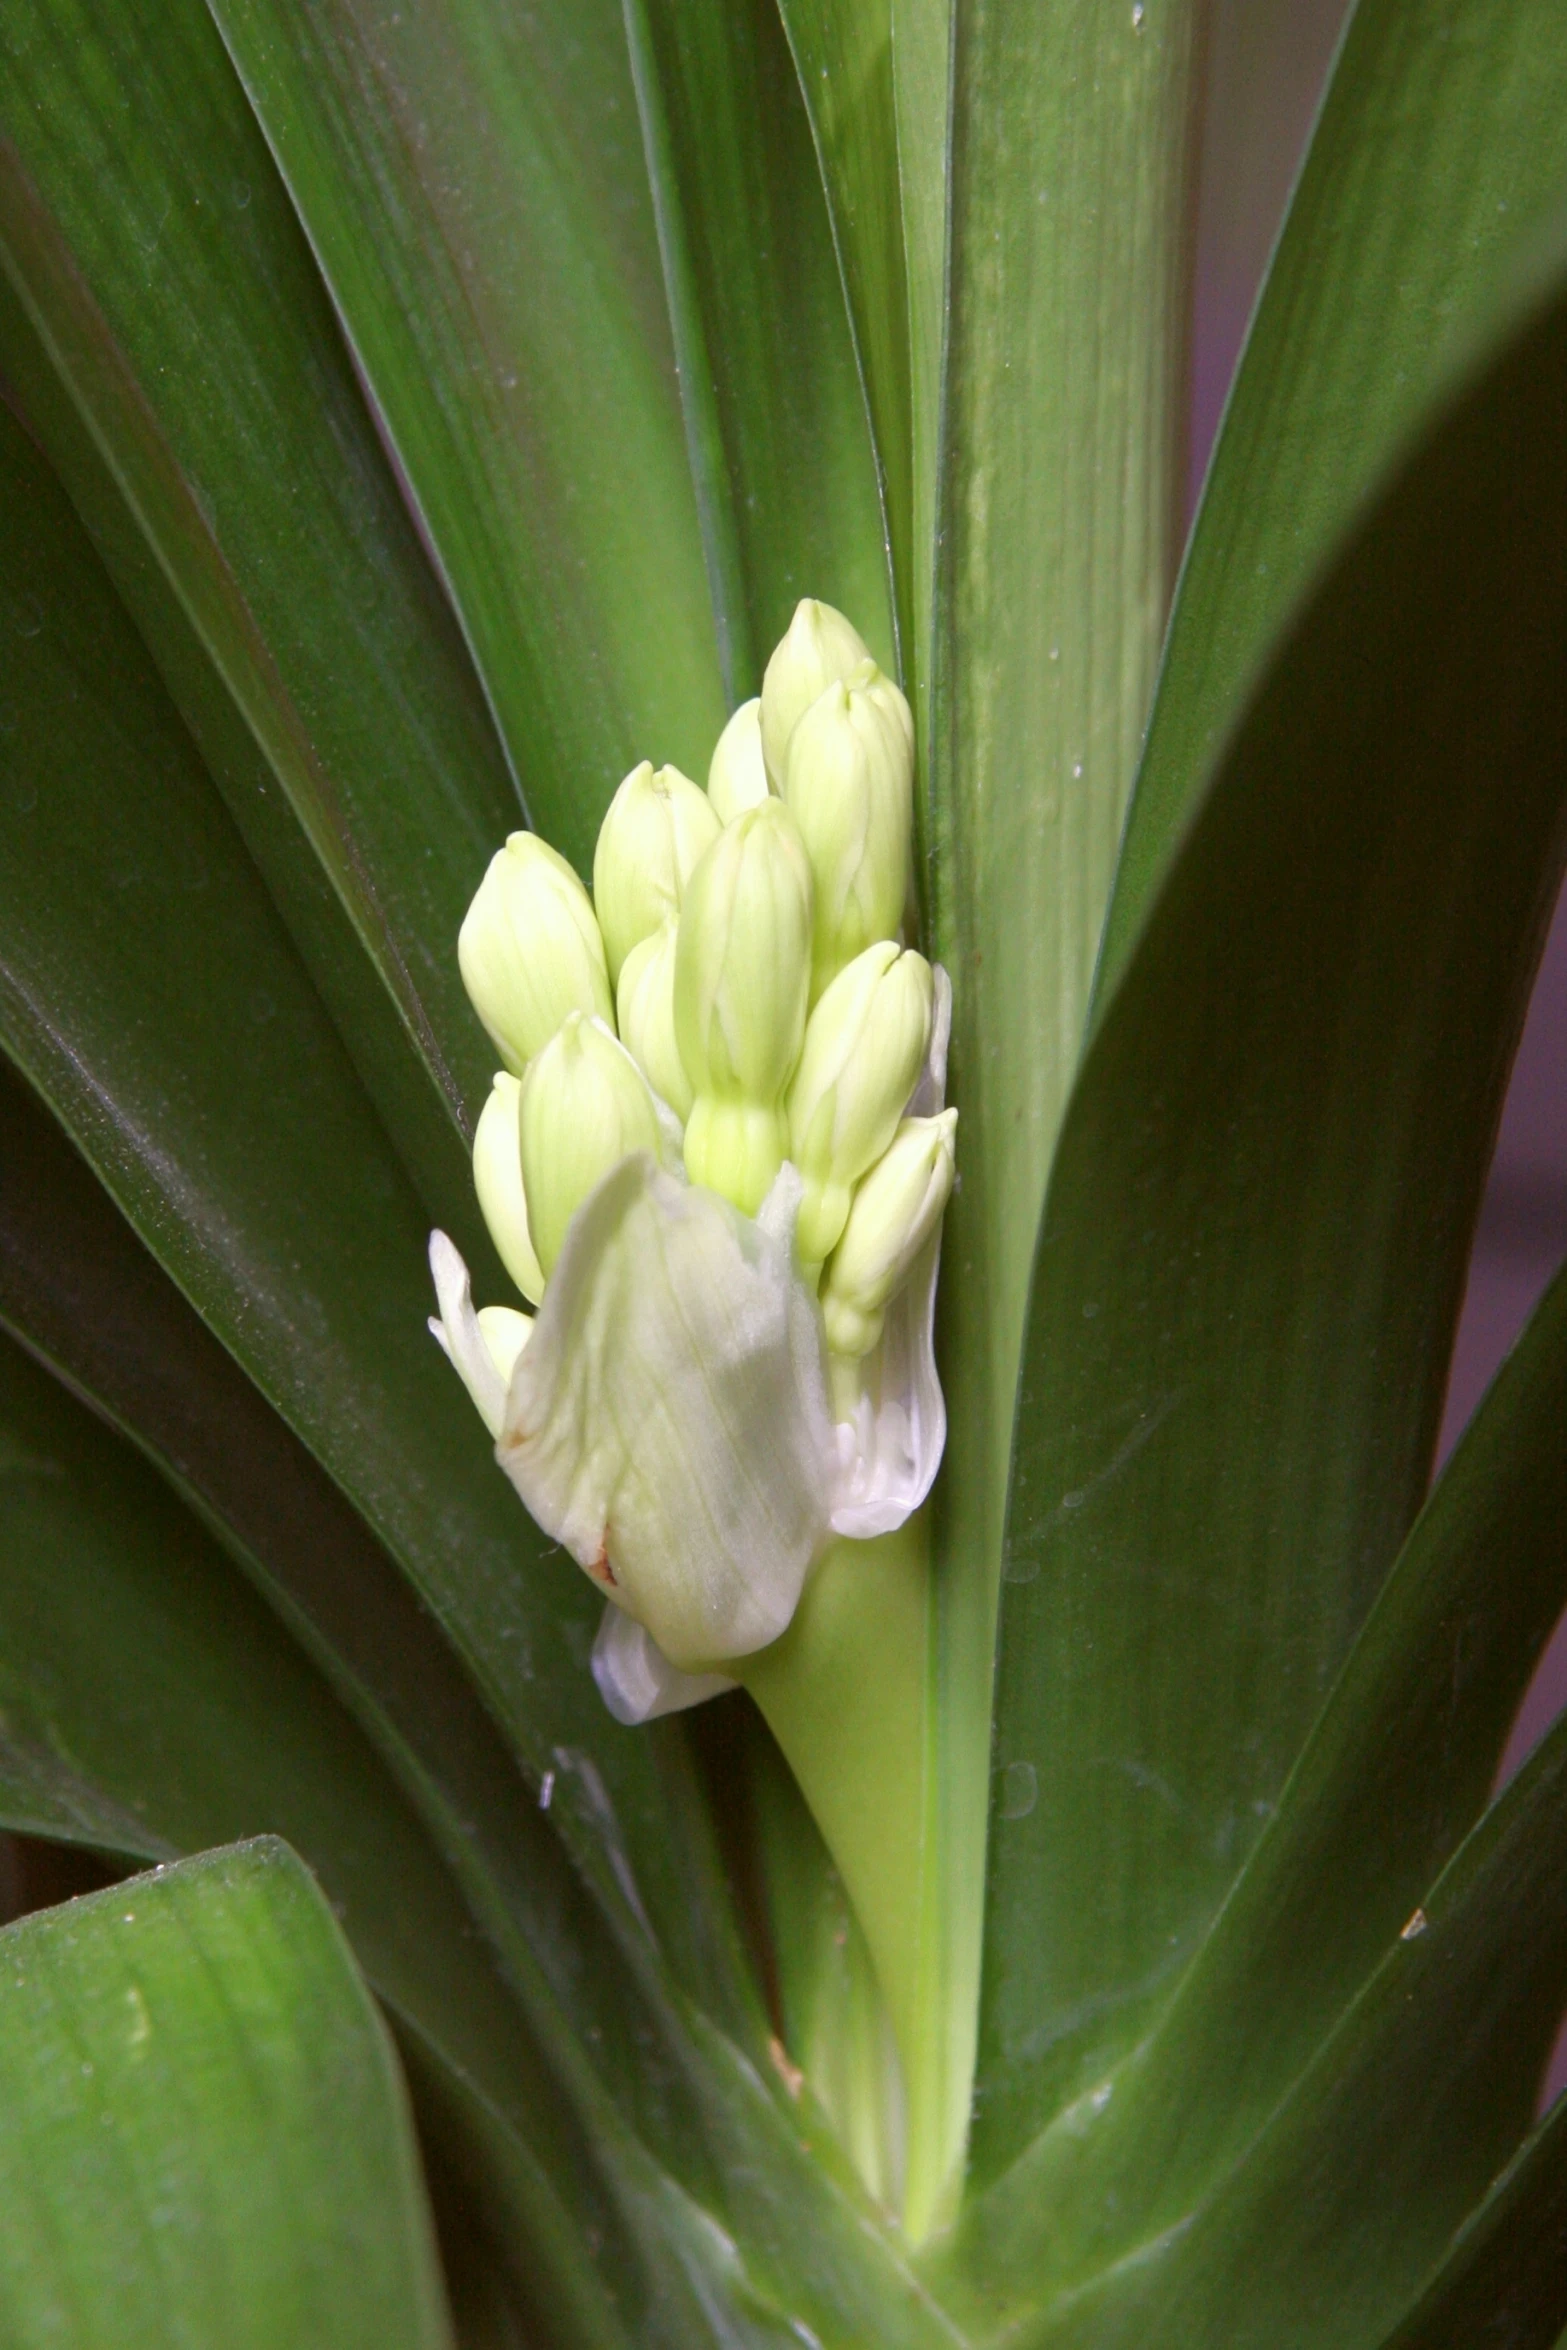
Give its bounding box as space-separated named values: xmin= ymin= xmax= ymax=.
xmin=674 ymin=799 xmax=813 ymax=1213
xmin=787 ymin=944 xmax=934 ymax=1266
xmin=706 ymin=697 xmax=771 ymax=824
xmin=759 ymin=598 xmax=872 ymax=785
xmin=472 ymin=1072 xmax=545 ymax=1304
xmin=784 ymin=661 xmax=915 ymax=1000
xmin=458 ymin=833 xmax=612 ymax=1074
xmin=592 ymin=760 xmax=720 ymax=985
xmin=519 ymin=1014 xmax=665 ymax=1277
xmin=822 ymin=1110 xmax=957 ymax=1357
xmin=477 ymin=1305 xmax=532 ymax=1389
xmin=616 ymin=921 xmax=692 ymax=1120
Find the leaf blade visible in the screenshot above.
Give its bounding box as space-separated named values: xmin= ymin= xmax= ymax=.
xmin=1099 ymin=0 xmax=1567 ymax=992
xmin=0 ymin=0 xmax=521 ymax=1230
xmin=0 ymin=1840 xmax=453 ymax=2350
xmin=978 ymin=218 xmax=1567 ymax=2176
xmin=623 ymin=0 xmax=893 ymax=697
xmin=205 ymin=0 xmax=727 ymax=866
xmin=956 ymin=1256 xmax=1567 ymax=2297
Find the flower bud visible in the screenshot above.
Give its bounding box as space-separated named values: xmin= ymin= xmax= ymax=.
xmin=760 ymin=598 xmax=872 ymax=785
xmin=592 ymin=760 xmax=720 ymax=985
xmin=674 ymin=800 xmax=813 ymax=1213
xmin=784 ymin=662 xmax=915 ymax=1000
xmin=787 ymin=943 xmax=934 ymax=1267
xmin=472 ymin=1072 xmax=545 ymax=1303
xmin=616 ymin=921 xmax=692 ymax=1120
xmin=519 ymin=1013 xmax=665 ymax=1277
xmin=477 ymin=1305 xmax=532 ymax=1388
xmin=458 ymin=832 xmax=612 ymax=1074
xmin=706 ymin=697 xmax=771 ymax=824
xmin=821 ymin=1109 xmax=957 ymax=1358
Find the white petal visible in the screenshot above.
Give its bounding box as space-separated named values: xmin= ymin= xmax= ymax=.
xmin=498 ymin=1152 xmax=836 ymax=1667
xmin=591 ymin=1604 xmax=737 ymax=1724
xmin=829 ymin=1227 xmax=946 ymax=1537
xmin=428 ymin=1230 xmax=507 ymax=1439
xmin=908 ymin=962 xmax=952 ymax=1118
xmin=828 ymin=961 xmax=952 ymax=1536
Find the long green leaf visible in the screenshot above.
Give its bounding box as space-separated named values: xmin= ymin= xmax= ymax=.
xmin=0 ymin=0 xmax=519 ymax=1239
xmin=1099 ymin=0 xmax=1567 ymax=989
xmin=621 ymin=0 xmax=892 ymax=697
xmin=0 ymin=392 xmax=754 ymax=2018
xmin=977 ymin=227 xmax=1567 ymax=2175
xmin=954 ymin=1256 xmax=1567 ymax=2295
xmin=891 ymin=0 xmax=949 ymax=763
xmin=922 ymin=0 xmax=1206 ymax=2206
xmin=1378 ymin=2092 xmax=1567 ymax=2350
xmin=205 ymin=0 xmax=727 ymax=869
xmin=1030 ymin=1704 xmax=1567 ymax=2350
xmin=0 ymin=1090 xmax=956 ymax=2349
xmin=0 ymin=1839 xmax=452 ymax=2349
xmin=773 ymin=0 xmax=915 ymax=676
xmin=0 ymin=1317 xmax=641 ymax=2348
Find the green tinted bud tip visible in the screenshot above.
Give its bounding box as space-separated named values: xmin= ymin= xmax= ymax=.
xmin=788 ymin=942 xmax=933 ymax=1269
xmin=674 ymin=799 xmax=814 ymax=1215
xmin=760 ymin=598 xmax=872 ymax=786
xmin=592 ymin=759 xmax=719 ymax=985
xmin=785 ymin=661 xmax=914 ymax=1001
xmin=519 ymin=1013 xmax=667 ymax=1277
xmin=458 ymin=832 xmax=612 ymax=1074
xmin=822 ymin=1109 xmax=958 ymax=1359
xmin=707 ymin=697 xmax=772 ymax=824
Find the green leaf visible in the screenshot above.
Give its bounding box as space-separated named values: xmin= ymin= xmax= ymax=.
xmin=0 ymin=0 xmax=520 ymax=1236
xmin=1034 ymin=1704 xmax=1567 ymax=2350
xmin=891 ymin=0 xmax=950 ymax=761
xmin=953 ymin=1255 xmax=1567 ymax=2297
xmin=920 ymin=0 xmax=1205 ymax=2207
xmin=0 ymin=394 xmax=756 ymax=2020
xmin=0 ymin=1839 xmax=452 ymax=2349
xmin=0 ymin=1071 xmax=957 ymax=2349
xmin=1099 ymin=0 xmax=1567 ymax=990
xmin=205 ymin=0 xmax=727 ymax=869
xmin=977 ymin=224 xmax=1567 ymax=2175
xmin=1379 ymin=2092 xmax=1567 ymax=2350
xmin=621 ymin=0 xmax=893 ymax=697
xmin=0 ymin=1316 xmax=643 ymax=2346
xmin=772 ymin=0 xmax=915 ymax=675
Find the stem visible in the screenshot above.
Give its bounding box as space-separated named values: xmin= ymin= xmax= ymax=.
xmin=738 ymin=1517 xmax=957 ymax=2240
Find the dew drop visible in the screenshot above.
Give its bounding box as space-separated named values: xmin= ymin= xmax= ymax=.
xmin=1000 ymin=1760 xmax=1038 ymax=1820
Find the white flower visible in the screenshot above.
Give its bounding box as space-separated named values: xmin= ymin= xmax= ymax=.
xmin=428 ymin=975 xmax=955 ymax=1724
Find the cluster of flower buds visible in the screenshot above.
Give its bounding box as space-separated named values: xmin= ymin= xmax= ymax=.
xmin=429 ymin=600 xmax=957 ymax=1724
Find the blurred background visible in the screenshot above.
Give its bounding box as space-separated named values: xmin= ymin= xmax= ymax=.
xmin=4 ymin=2 xmax=1564 ymax=1954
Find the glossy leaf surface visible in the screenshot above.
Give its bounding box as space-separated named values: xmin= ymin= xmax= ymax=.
xmin=979 ymin=232 xmax=1567 ymax=2173
xmin=0 ymin=394 xmax=752 ymax=2016
xmin=0 ymin=1072 xmax=954 ymax=2349
xmin=1101 ymin=0 xmax=1567 ymax=985
xmin=923 ymin=0 xmax=1205 ymax=2201
xmin=0 ymin=0 xmax=519 ymax=1227
xmin=624 ymin=0 xmax=892 ymax=697
xmin=774 ymin=0 xmax=915 ymax=673
xmin=958 ymin=1257 xmax=1567 ymax=2293
xmin=1037 ymin=1703 xmax=1567 ymax=2350
xmin=0 ymin=1309 xmax=652 ymax=2346
xmin=1380 ymin=2092 xmax=1567 ymax=2350
xmin=0 ymin=1840 xmax=452 ymax=2349
xmin=207 ymin=0 xmax=727 ymax=868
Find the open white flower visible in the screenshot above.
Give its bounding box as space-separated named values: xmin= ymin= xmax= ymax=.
xmin=428 ymin=964 xmax=953 ymax=1718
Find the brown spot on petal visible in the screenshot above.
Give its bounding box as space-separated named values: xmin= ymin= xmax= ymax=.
xmin=586 ymin=1545 xmax=617 ymax=1588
